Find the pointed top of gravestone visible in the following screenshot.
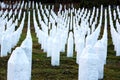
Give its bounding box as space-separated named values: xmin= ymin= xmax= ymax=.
xmin=94 ymin=40 xmax=104 ymax=48
xmin=8 ymin=47 xmax=29 ymax=64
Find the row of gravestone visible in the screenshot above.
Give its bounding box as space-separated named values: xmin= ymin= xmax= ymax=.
xmin=0 ymin=1 xmax=53 ymax=10
xmin=8 ymin=6 xmax=104 ymax=80
xmin=7 ymin=12 xmax=33 ymax=80
xmin=0 ymin=1 xmax=120 ymax=80
xmin=0 ymin=0 xmax=28 ymax=57
xmin=33 ymin=3 xmax=120 ymax=80
xmin=0 ymin=12 xmax=25 ymax=57
xmin=0 ymin=2 xmax=33 ymax=80
xmin=109 ymin=6 xmax=120 ymax=56
xmin=0 ymin=1 xmax=27 ymax=9
xmin=34 ymin=3 xmax=104 ymax=63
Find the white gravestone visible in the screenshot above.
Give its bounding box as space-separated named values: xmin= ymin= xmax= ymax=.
xmin=7 ymin=47 xmax=29 ymax=80
xmin=67 ymin=32 xmax=74 ymax=57
xmin=79 ymin=45 xmax=99 ymax=80
xmin=76 ymin=38 xmax=85 ymax=64
xmin=51 ymin=37 xmax=60 ymax=66
xmin=94 ymin=40 xmax=105 ymax=79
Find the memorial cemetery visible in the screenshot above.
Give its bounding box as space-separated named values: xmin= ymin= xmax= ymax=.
xmin=0 ymin=0 xmax=120 ymax=80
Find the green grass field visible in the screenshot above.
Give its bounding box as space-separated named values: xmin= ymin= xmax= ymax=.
xmin=0 ymin=7 xmax=120 ymax=80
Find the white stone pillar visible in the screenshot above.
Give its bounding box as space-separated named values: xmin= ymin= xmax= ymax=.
xmin=67 ymin=32 xmax=74 ymax=57
xmin=78 ymin=45 xmax=99 ymax=80
xmin=7 ymin=47 xmax=29 ymax=80
xmin=51 ymin=38 xmax=60 ymax=66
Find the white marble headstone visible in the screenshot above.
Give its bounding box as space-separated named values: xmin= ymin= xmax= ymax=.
xmin=79 ymin=45 xmax=99 ymax=80
xmin=67 ymin=32 xmax=74 ymax=57
xmin=7 ymin=47 xmax=29 ymax=80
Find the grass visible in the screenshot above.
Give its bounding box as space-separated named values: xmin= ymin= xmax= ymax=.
xmin=0 ymin=5 xmax=120 ymax=80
